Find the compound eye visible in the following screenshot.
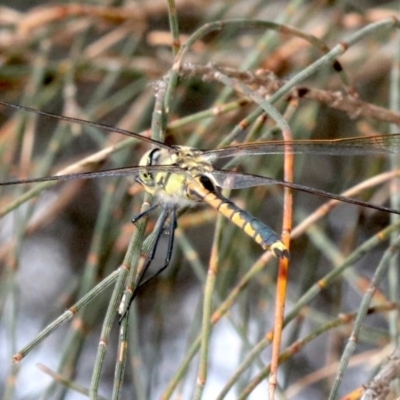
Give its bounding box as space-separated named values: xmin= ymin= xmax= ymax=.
xmin=147 ymin=148 xmax=161 ymax=166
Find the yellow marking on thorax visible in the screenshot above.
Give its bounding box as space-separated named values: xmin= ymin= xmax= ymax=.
xmin=137 ymin=146 xmax=289 ymax=259
xmin=137 ymin=146 xmax=214 ymax=206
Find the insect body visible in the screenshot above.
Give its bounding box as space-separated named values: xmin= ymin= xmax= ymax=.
xmin=137 ymin=145 xmax=289 ymax=258
xmin=1 ymin=102 xmax=400 ymax=263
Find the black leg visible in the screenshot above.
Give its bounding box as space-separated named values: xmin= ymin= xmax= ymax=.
xmin=120 ymin=207 xmax=172 ymax=322
xmin=137 ymin=207 xmax=177 ymax=288
xmin=131 ymin=203 xmax=159 ymax=223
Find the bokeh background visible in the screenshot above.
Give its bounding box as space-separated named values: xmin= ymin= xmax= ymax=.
xmin=1 ymin=1 xmax=400 ymax=399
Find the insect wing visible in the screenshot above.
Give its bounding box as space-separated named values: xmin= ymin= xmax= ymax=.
xmin=202 ymin=134 xmax=400 ymax=160
xmin=210 ymin=169 xmax=400 ymax=216
xmin=0 ymin=100 xmax=171 ymax=150
xmin=0 ymin=165 xmax=188 ymax=186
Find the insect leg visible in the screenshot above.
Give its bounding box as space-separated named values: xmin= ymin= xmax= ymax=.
xmin=132 ymin=203 xmax=159 ymax=223
xmin=137 ymin=207 xmax=177 ymax=288
xmin=120 ymin=207 xmax=171 ymax=322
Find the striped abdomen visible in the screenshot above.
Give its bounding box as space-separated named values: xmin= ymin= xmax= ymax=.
xmin=187 ymin=178 xmax=289 ymax=259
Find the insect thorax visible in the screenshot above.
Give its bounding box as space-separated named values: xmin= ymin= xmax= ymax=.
xmin=137 ymin=145 xmax=215 ymax=207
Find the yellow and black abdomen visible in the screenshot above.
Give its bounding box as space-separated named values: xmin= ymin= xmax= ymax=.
xmin=187 ymin=177 xmax=289 ymax=259
xmin=136 ymin=147 xmax=288 ymax=259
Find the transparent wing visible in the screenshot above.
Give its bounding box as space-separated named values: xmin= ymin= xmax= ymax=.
xmin=202 ymin=134 xmax=400 ymax=160
xmin=0 ymin=165 xmax=187 ymax=186
xmin=210 ymin=169 xmax=400 ymax=216
xmin=0 ymin=100 xmax=171 ymax=150
xmin=1 ymin=160 xmax=399 ymax=216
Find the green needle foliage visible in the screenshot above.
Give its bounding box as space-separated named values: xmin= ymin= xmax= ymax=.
xmin=1 ymin=1 xmax=400 ymax=399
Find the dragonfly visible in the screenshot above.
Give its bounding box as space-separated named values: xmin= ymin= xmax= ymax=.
xmin=1 ymin=101 xmax=400 ymax=286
